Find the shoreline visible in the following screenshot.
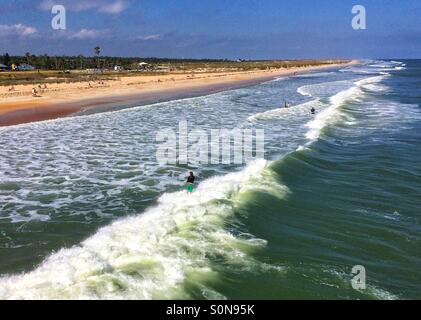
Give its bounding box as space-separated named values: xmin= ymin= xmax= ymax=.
xmin=0 ymin=61 xmax=358 ymax=127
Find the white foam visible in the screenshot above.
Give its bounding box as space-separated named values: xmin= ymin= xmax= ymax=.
xmin=0 ymin=159 xmax=288 ymax=300
xmin=355 ymin=75 xmax=389 ymax=87
xmin=296 ymin=72 xmax=334 ymax=78
xmin=356 ymin=73 xmax=390 ymax=92
xmin=248 ymin=99 xmax=321 ymax=122
xmin=296 ymin=145 xmax=310 ymax=152
xmin=324 ymin=268 xmax=400 ymax=300
xmin=305 ymin=86 xmax=362 ymax=141
xmin=304 ymin=75 xmax=387 ymax=141
xmin=297 ymin=86 xmax=313 ymax=97
xmin=340 ymin=60 xmax=406 ymax=76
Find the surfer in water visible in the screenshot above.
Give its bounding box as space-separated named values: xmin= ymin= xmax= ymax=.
xmin=311 ymin=107 xmax=316 ymax=114
xmin=186 ymin=171 xmax=195 ymax=193
xmin=284 ymin=101 xmax=290 ymax=108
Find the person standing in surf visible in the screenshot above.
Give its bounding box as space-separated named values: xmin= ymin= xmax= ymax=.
xmin=186 ymin=171 xmax=195 ymax=193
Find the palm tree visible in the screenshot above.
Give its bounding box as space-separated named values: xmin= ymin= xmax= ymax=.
xmin=78 ymin=54 xmax=85 ymax=70
xmin=94 ymin=46 xmax=101 ymax=70
xmin=39 ymin=54 xmax=48 ymax=70
xmin=25 ymin=52 xmax=31 ymax=65
xmin=3 ymin=53 xmax=10 ymax=66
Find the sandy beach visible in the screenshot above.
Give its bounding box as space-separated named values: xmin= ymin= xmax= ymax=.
xmin=0 ymin=61 xmax=356 ymax=127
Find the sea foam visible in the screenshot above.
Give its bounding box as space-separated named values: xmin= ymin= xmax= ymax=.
xmin=0 ymin=159 xmax=288 ymax=300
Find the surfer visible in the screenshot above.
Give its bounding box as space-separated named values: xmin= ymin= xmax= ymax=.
xmin=186 ymin=171 xmax=195 ymax=193
xmin=311 ymin=107 xmax=316 ymax=114
xmin=284 ymin=101 xmax=290 ymax=108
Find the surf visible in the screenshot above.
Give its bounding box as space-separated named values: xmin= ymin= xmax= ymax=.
xmin=1 ymin=59 xmax=414 ymax=300
xmin=0 ymin=159 xmax=288 ymax=299
xmin=304 ymin=75 xmax=388 ymax=141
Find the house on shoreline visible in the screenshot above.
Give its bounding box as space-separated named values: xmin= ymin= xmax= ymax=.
xmin=17 ymin=64 xmax=35 ymax=71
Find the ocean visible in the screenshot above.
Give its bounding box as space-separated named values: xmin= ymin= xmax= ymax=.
xmin=0 ymin=60 xmax=420 ymax=299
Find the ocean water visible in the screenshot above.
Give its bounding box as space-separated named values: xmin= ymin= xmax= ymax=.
xmin=0 ymin=60 xmax=420 ymax=299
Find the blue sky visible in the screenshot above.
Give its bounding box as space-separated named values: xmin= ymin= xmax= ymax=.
xmin=1 ymin=0 xmax=421 ymax=59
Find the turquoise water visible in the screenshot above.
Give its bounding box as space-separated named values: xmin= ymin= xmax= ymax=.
xmin=0 ymin=60 xmax=420 ymax=299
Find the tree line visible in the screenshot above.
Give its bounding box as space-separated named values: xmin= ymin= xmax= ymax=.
xmin=1 ymin=52 xmax=231 ymax=71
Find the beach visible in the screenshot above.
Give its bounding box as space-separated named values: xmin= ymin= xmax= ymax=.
xmin=0 ymin=61 xmax=355 ymax=126
xmin=1 ymin=59 xmax=419 ymax=299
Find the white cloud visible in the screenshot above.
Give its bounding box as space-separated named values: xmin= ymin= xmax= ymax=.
xmin=99 ymin=0 xmax=129 ymax=14
xmin=0 ymin=24 xmax=38 ymax=38
xmin=137 ymin=34 xmax=161 ymax=41
xmin=69 ymin=29 xmax=108 ymax=40
xmin=39 ymin=0 xmax=131 ymax=14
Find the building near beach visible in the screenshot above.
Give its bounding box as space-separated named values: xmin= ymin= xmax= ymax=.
xmin=16 ymin=64 xmax=35 ymax=71
xmin=155 ymin=65 xmax=171 ymax=72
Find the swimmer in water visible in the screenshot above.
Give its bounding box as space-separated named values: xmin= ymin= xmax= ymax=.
xmin=186 ymin=171 xmax=195 ymax=193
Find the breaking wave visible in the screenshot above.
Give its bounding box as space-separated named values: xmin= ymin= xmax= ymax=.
xmin=0 ymin=160 xmax=288 ymax=299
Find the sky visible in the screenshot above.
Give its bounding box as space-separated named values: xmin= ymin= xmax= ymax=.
xmin=0 ymin=0 xmax=421 ymax=59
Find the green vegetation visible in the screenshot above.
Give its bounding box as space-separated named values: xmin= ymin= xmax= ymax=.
xmin=1 ymin=52 xmax=348 ymax=86
xmin=94 ymin=47 xmax=101 ymax=70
